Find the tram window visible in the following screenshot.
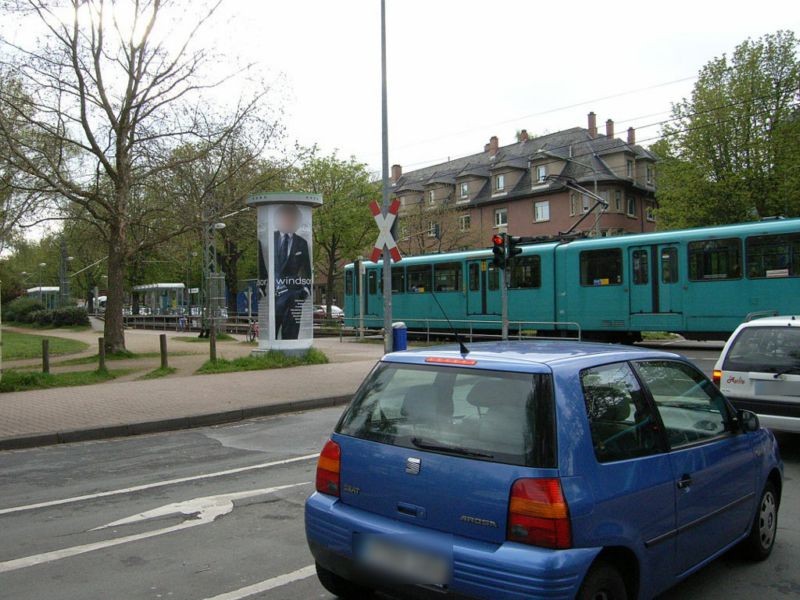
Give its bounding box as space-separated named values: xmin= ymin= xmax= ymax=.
xmin=345 ymin=271 xmax=353 ymax=296
xmin=745 ymin=233 xmax=799 ymax=278
xmin=488 ymin=265 xmax=500 ymax=291
xmin=468 ymin=263 xmax=480 ymax=291
xmin=509 ymin=256 xmax=542 ymax=289
xmin=632 ymin=250 xmax=649 ymax=285
xmin=407 ymin=265 xmax=432 ymax=293
xmin=688 ymin=238 xmax=742 ymax=281
xmin=661 ymin=248 xmax=679 ymax=283
xmin=391 ymin=268 xmax=405 ymax=293
xmin=580 ymin=249 xmax=623 ymax=286
xmin=434 ymin=262 xmax=462 ymax=292
xmin=368 ymin=270 xmax=378 ymax=294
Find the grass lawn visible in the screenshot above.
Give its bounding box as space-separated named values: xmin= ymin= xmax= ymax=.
xmin=641 ymin=331 xmax=682 ymax=341
xmin=8 ymin=322 xmax=92 ymax=332
xmin=173 ymin=333 xmax=236 ymax=343
xmin=0 ymin=368 xmax=133 ymax=393
xmin=196 ymin=348 xmax=328 ymax=374
xmin=139 ymin=366 xmax=177 ymax=380
xmin=1 ymin=330 xmax=90 ymax=360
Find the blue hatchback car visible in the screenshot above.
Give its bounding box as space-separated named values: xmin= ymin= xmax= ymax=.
xmin=305 ymin=342 xmax=783 ymax=599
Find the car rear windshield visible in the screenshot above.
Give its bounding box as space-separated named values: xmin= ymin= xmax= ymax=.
xmin=723 ymin=326 xmax=800 ymax=374
xmin=336 ymin=363 xmax=556 ymax=468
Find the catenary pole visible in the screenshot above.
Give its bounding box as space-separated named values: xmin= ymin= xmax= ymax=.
xmin=380 ymin=0 xmax=393 ymax=353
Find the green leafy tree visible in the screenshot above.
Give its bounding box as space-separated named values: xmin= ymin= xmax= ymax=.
xmin=655 ymin=30 xmax=800 ymax=229
xmin=294 ymin=154 xmax=378 ymax=315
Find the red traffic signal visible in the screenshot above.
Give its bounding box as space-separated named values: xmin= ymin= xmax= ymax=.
xmin=492 ymin=233 xmax=505 ymax=246
xmin=492 ymin=233 xmax=506 ymax=269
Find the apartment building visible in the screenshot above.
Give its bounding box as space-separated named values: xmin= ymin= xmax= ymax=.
xmin=392 ymin=112 xmax=658 ymax=254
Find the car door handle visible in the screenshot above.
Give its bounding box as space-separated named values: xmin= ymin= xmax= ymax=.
xmin=397 ymin=502 xmax=426 ymax=519
xmin=677 ymin=474 xmax=693 ymax=490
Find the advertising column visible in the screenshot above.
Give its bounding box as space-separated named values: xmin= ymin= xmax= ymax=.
xmin=246 ymin=192 xmax=323 ymax=355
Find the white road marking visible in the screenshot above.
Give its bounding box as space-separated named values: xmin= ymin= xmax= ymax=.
xmin=0 ymin=483 xmax=309 ymax=574
xmin=0 ymin=453 xmax=317 ymax=517
xmin=202 ymin=565 xmax=316 ymax=600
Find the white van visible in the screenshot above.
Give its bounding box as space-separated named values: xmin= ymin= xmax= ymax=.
xmin=714 ymin=316 xmax=800 ymax=432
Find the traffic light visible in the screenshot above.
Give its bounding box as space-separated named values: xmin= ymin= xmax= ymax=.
xmin=492 ymin=233 xmax=506 ymax=269
xmin=507 ymin=235 xmax=522 ymax=262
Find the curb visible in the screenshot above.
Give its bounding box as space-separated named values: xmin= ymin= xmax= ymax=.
xmin=0 ymin=394 xmax=353 ymax=452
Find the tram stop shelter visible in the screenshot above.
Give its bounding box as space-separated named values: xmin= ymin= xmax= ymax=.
xmin=132 ymin=283 xmax=186 ymax=315
xmin=26 ymin=286 xmax=61 ymax=310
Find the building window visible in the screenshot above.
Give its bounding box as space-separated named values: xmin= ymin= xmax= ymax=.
xmin=627 ymin=196 xmax=637 ymax=217
xmin=614 ymin=190 xmax=622 ymax=212
xmin=535 ymin=165 xmax=547 ymax=183
xmin=428 ymin=222 xmax=439 ymax=238
xmin=495 ymin=174 xmax=505 ymax=192
xmin=428 ymin=190 xmax=435 ymax=204
xmin=646 ymin=164 xmax=654 ymax=185
xmin=494 ymin=207 xmax=508 ymax=227
xmin=599 ymin=191 xmax=609 ymax=211
xmin=570 ymin=192 xmax=578 ymax=216
xmin=645 ymin=204 xmax=656 ymax=222
xmin=433 ymin=262 xmax=462 ymax=292
xmin=626 ymin=160 xmax=634 ymax=178
xmin=580 ymin=249 xmax=623 ymax=286
xmin=688 ymin=238 xmax=742 ymax=281
xmin=460 ymin=182 xmax=469 ymax=199
xmin=534 ymin=200 xmax=550 ymax=222
xmin=582 ymin=194 xmax=591 ymax=213
xmin=458 ymin=214 xmax=471 ymax=232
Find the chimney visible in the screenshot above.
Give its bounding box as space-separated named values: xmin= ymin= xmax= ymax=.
xmin=519 ymin=129 xmax=529 ymax=142
xmin=487 ymin=135 xmax=499 ymax=156
xmin=391 ymin=164 xmax=402 ymax=182
xmin=627 ymin=127 xmax=636 ymax=145
xmin=605 ymin=119 xmax=614 ymax=138
xmin=587 ymin=112 xmax=597 ymax=138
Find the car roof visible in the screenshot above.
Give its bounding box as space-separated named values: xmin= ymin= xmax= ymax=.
xmin=382 ymin=340 xmax=683 ymax=373
xmin=737 ymin=315 xmax=799 ymax=328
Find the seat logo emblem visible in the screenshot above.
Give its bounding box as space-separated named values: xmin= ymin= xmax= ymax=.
xmin=405 ymin=457 xmax=421 ymax=475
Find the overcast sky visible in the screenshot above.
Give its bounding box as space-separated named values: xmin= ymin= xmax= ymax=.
xmin=207 ymin=0 xmax=798 ymax=175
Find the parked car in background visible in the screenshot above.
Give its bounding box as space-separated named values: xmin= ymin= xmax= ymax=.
xmin=306 ymin=341 xmax=783 ymax=600
xmin=715 ymin=315 xmax=800 ymax=432
xmin=314 ymin=304 xmax=344 ymax=323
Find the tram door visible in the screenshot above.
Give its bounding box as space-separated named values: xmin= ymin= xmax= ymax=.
xmin=466 ymin=260 xmax=487 ymax=315
xmin=657 ymin=245 xmax=682 ymax=314
xmin=629 ymin=247 xmax=653 ymax=313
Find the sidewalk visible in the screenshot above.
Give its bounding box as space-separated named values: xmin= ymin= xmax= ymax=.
xmin=0 ymin=332 xmax=384 ymax=450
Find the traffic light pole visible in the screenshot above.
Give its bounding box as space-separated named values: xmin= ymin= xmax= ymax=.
xmin=501 ymin=267 xmax=509 ymax=341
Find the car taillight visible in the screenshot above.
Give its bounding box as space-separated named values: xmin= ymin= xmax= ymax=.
xmin=315 ymin=439 xmax=341 ymax=497
xmin=507 ymin=478 xmax=571 ymax=549
xmin=712 ymin=369 xmax=722 ymax=386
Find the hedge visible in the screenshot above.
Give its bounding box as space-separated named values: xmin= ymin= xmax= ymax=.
xmin=3 ymin=297 xmax=45 ymax=323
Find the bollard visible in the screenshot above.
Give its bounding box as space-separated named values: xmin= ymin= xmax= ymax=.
xmin=98 ymin=337 xmax=106 ymax=371
xmin=42 ymin=339 xmax=50 ymax=374
xmin=159 ymin=333 xmax=168 ymax=369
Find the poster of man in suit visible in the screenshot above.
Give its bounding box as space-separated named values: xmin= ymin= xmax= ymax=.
xmin=256 ymin=203 xmax=313 ymax=343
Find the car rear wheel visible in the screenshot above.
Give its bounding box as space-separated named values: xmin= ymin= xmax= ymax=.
xmin=315 ymin=563 xmax=373 ymax=599
xmin=577 ymin=561 xmax=628 ymax=600
xmin=741 ymin=481 xmax=779 ymax=561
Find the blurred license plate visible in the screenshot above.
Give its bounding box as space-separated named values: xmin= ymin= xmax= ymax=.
xmin=355 ymin=534 xmax=449 ymax=585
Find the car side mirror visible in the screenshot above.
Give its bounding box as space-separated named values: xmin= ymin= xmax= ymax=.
xmin=737 ymin=409 xmax=760 ymax=433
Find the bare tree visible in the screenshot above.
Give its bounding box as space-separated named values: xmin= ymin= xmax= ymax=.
xmin=0 ymin=0 xmax=280 ymax=352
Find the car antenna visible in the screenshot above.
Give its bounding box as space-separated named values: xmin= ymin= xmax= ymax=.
xmin=430 ymin=291 xmax=470 ymax=356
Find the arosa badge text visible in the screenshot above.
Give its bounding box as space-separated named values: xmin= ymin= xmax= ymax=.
xmin=405 ymin=457 xmax=421 ymax=475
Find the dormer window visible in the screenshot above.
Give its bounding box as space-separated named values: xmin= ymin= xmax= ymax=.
xmin=460 ymin=182 xmax=469 ymax=199
xmin=646 ymin=164 xmax=654 ymax=185
xmin=626 ymin=160 xmax=634 ymax=178
xmin=536 ymin=165 xmax=547 ymax=183
xmin=495 ymin=174 xmax=505 ymax=192
xmin=428 ymin=190 xmax=435 ymax=204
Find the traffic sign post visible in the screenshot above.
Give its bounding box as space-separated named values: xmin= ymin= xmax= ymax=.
xmin=369 ymin=200 xmax=402 ymax=263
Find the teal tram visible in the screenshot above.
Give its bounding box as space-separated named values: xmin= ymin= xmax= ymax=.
xmin=343 ymin=218 xmax=800 ymax=341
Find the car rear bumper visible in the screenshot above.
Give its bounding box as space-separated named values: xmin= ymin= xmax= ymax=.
xmin=727 ymin=397 xmax=800 ymax=433
xmin=305 ymin=492 xmax=600 ymax=600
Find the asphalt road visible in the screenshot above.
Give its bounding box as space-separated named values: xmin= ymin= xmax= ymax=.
xmin=1 ymin=347 xmax=798 ymax=600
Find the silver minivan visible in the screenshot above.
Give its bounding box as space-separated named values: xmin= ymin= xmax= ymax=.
xmin=714 ymin=316 xmax=800 ymax=432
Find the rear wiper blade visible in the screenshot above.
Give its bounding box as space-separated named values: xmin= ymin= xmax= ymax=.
xmin=411 ymin=437 xmax=494 ymax=459
xmin=773 ymin=365 xmax=800 ymax=378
